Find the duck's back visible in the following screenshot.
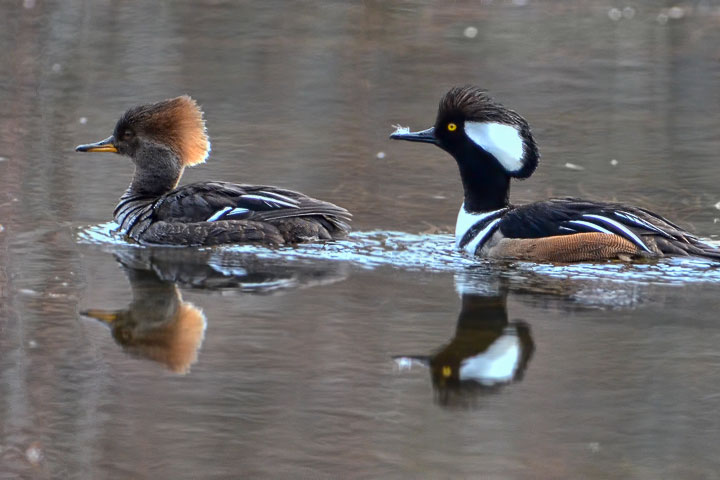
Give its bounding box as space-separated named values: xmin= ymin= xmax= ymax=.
xmin=115 ymin=181 xmax=351 ymax=246
xmin=486 ymin=198 xmax=720 ymax=261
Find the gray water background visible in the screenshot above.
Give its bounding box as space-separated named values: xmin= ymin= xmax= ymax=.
xmin=2 ymin=1 xmax=720 ymax=478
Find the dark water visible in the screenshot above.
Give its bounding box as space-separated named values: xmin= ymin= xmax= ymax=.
xmin=3 ymin=1 xmax=720 ymax=478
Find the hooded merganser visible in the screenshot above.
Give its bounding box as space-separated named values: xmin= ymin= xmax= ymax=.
xmin=394 ymin=292 xmax=533 ymax=399
xmin=391 ymin=86 xmax=720 ymax=262
xmin=82 ymin=261 xmax=206 ymax=374
xmin=76 ymin=96 xmax=351 ymax=246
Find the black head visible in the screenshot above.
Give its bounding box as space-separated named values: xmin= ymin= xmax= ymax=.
xmin=75 ymin=96 xmax=210 ymax=168
xmin=390 ymin=86 xmax=539 ymax=179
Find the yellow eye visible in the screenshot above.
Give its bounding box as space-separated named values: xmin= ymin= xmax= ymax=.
xmin=447 ymin=123 xmax=457 ymax=132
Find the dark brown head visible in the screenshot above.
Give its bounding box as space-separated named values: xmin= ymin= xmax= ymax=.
xmin=76 ymin=95 xmax=210 ymax=168
xmin=390 ymin=86 xmax=539 ymax=179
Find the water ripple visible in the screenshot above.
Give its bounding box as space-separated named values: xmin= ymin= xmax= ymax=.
xmin=77 ymin=222 xmax=720 ymax=285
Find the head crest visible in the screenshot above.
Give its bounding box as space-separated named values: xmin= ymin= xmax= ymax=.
xmin=123 ymin=302 xmax=207 ymax=374
xmin=120 ymin=95 xmax=210 ymax=166
xmin=438 ymin=86 xmax=539 ymax=179
xmin=438 ymin=86 xmax=524 ymax=125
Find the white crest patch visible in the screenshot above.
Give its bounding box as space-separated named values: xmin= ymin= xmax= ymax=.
xmin=464 ymin=122 xmax=525 ymax=172
xmin=458 ymin=331 xmax=521 ymax=385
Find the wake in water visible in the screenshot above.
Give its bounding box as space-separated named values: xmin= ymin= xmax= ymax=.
xmin=78 ymin=222 xmax=720 ymax=285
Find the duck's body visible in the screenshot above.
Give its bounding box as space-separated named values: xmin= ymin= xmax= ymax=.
xmin=114 ymin=180 xmax=350 ymax=246
xmin=454 ymin=197 xmax=717 ymax=262
xmin=391 ymin=86 xmax=719 ymax=262
xmin=77 ymin=96 xmax=350 ymax=246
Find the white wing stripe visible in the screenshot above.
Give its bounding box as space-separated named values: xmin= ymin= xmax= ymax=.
xmin=582 ymin=214 xmax=651 ymax=251
xmin=257 ymin=191 xmax=300 ymax=205
xmin=464 ymin=218 xmax=502 ymax=255
xmin=207 ymin=206 xmax=232 ymax=222
xmin=227 ymin=207 xmax=250 ymax=216
xmin=615 ymin=211 xmax=668 ymax=236
xmin=241 ymin=194 xmax=298 ymax=209
xmin=568 ymin=220 xmax=614 ymax=235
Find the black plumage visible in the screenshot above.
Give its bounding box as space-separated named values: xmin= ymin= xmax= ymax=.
xmin=499 ymin=198 xmax=720 ymax=259
xmin=391 ymin=85 xmax=719 ymax=262
xmin=393 ymin=288 xmax=534 ymax=406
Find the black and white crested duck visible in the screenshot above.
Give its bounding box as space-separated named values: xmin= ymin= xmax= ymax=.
xmin=76 ymin=96 xmax=351 ymax=246
xmin=394 ymin=291 xmax=534 ymax=398
xmin=390 ymin=86 xmax=720 ymax=262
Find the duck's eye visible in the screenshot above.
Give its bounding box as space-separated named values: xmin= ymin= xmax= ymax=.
xmin=123 ymin=130 xmax=134 ymax=140
xmin=447 ymin=123 xmax=457 ymax=132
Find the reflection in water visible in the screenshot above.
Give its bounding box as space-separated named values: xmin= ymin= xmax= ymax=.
xmin=82 ymin=247 xmax=348 ymax=372
xmin=5 ymin=1 xmax=720 ymax=476
xmin=107 ymin=245 xmax=351 ymax=292
xmin=395 ymin=279 xmax=534 ymax=407
xmin=79 ymin=223 xmax=720 ymax=286
xmin=82 ymin=257 xmax=207 ymax=374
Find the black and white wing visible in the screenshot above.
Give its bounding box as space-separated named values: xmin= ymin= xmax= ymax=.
xmin=154 ymin=181 xmax=351 ymax=231
xmin=500 ymin=198 xmax=720 ymax=259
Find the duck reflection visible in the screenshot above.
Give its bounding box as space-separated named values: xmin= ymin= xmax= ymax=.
xmin=394 ymin=279 xmax=534 ymax=407
xmin=82 ymin=262 xmax=207 ymax=374
xmin=106 ymin=247 xmax=349 ymax=292
xmin=82 ymin=247 xmax=348 ymax=373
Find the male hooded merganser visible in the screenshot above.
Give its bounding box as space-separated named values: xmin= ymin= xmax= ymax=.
xmin=76 ymin=96 xmax=351 ymax=246
xmin=391 ymin=86 xmax=720 ymax=262
xmin=394 ymin=289 xmax=533 ymax=402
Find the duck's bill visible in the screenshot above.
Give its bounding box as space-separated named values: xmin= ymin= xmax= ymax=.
xmin=389 ymin=126 xmax=438 ymax=145
xmin=81 ymin=309 xmax=119 ymax=324
xmin=75 ymin=136 xmax=118 ymax=153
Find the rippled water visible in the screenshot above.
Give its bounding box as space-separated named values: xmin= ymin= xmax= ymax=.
xmin=81 ymin=221 xmax=720 ymax=285
xmin=3 ymin=1 xmax=720 ymax=478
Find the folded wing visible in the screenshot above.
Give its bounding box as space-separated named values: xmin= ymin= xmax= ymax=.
xmin=153 ymin=181 xmax=351 ymax=231
xmin=500 ymin=198 xmax=720 ymax=259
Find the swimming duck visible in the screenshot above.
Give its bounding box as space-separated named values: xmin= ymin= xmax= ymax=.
xmin=390 ymin=86 xmax=720 ymax=262
xmin=76 ymin=96 xmax=351 ymax=246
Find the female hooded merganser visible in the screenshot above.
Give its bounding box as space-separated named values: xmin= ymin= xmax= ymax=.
xmin=391 ymin=86 xmax=720 ymax=262
xmin=82 ymin=262 xmax=206 ymax=374
xmin=76 ymin=96 xmax=351 ymax=246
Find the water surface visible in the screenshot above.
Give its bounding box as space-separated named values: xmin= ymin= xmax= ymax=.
xmin=2 ymin=1 xmax=720 ymax=478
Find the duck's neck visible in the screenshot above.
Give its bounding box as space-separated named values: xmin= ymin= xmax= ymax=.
xmin=127 ymin=269 xmax=182 ymax=324
xmin=128 ymin=146 xmax=184 ymax=197
xmin=457 ymin=294 xmax=508 ymax=331
xmin=456 ymin=151 xmax=511 ymax=213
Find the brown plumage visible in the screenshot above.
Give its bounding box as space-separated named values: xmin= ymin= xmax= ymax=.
xmin=118 ymin=95 xmax=210 ymax=167
xmin=486 ymin=232 xmax=645 ymax=263
xmin=76 ymin=96 xmax=351 ymax=246
xmin=82 ymin=280 xmax=206 ymax=374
